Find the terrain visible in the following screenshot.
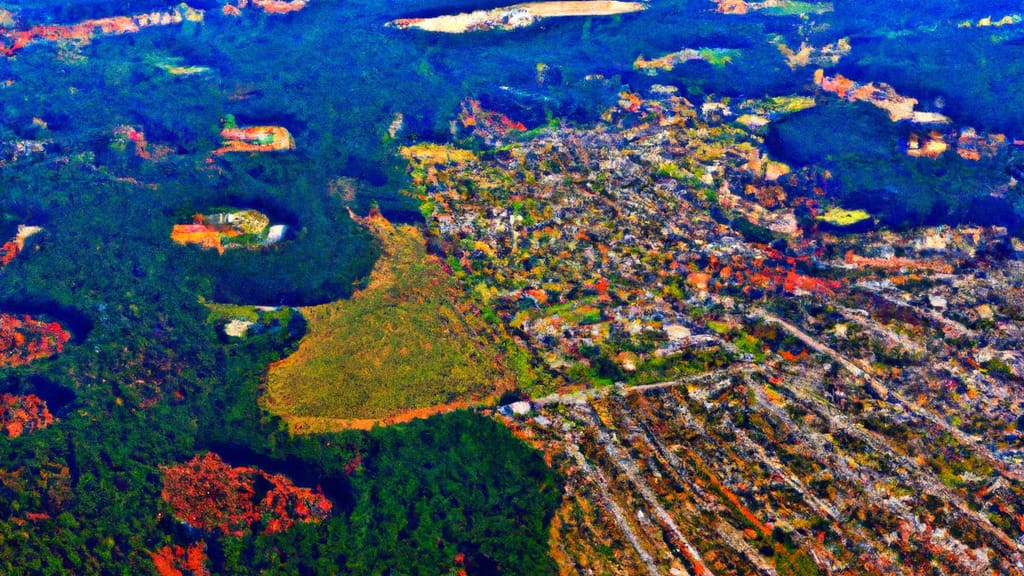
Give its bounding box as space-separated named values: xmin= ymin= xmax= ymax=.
xmin=264 ymin=207 xmax=526 ymax=431
xmin=0 ymin=0 xmax=1023 ymax=574
xmin=404 ymin=84 xmax=1024 ymax=573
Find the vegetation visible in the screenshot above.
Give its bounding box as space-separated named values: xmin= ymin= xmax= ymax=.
xmin=0 ymin=1 xmax=605 ymax=569
xmin=0 ymin=0 xmax=1022 ymax=574
xmin=759 ymin=1 xmax=834 ymax=17
xmin=816 ymin=207 xmax=871 ymax=226
xmin=699 ymin=47 xmax=739 ymax=68
xmin=265 ymin=212 xmax=525 ymax=430
xmin=0 ymin=68 xmax=555 ymax=576
xmin=767 ymin=101 xmax=1021 ymax=232
xmin=160 ymin=452 xmax=332 ymax=536
xmin=341 ymin=412 xmax=560 ymax=576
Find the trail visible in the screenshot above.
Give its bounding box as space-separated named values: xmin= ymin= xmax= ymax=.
xmin=564 ymin=443 xmax=662 ymax=576
xmin=573 ymin=402 xmax=712 ymax=576
xmin=533 ymin=366 xmax=751 ymax=407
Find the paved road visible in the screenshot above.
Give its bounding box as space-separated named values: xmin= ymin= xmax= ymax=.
xmin=531 ymin=366 xmax=750 ymax=407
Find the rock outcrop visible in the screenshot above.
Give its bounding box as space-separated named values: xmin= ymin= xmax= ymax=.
xmin=387 ymin=1 xmax=645 ymax=33
xmin=814 ymin=69 xmax=951 ymax=124
xmin=634 ymin=47 xmax=739 ymax=74
xmin=222 ymin=0 xmax=309 ymax=16
xmin=0 ymin=225 xmax=42 ymax=268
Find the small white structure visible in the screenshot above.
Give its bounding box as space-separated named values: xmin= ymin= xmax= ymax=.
xmin=223 ymin=319 xmax=255 ymax=338
xmin=498 ymin=400 xmax=532 ymax=417
xmin=265 ymin=224 xmax=287 ymax=245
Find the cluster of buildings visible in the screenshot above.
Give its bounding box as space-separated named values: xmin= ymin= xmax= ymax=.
xmin=411 ymin=90 xmax=859 ymax=382
xmin=409 ymin=84 xmax=1024 ymax=572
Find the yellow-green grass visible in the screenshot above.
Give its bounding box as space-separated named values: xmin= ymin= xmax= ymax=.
xmin=264 ymin=214 xmax=518 ymax=432
xmin=763 ymin=95 xmax=816 ymax=115
xmin=203 ymin=301 xmax=260 ymax=323
xmin=816 ymin=207 xmax=871 ymax=226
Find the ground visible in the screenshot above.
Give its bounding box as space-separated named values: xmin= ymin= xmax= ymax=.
xmin=264 ymin=209 xmax=522 ymax=432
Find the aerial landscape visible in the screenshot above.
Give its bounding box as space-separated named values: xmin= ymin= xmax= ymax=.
xmin=0 ymin=0 xmax=1024 ymax=574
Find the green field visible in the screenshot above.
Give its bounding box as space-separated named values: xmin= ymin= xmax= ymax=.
xmin=265 ymin=213 xmax=524 ymax=431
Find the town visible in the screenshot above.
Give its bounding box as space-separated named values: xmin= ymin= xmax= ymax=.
xmin=405 ymin=84 xmax=1024 ymax=574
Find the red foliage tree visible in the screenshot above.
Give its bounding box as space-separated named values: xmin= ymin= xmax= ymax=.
xmin=0 ymin=393 xmax=54 ymax=438
xmin=161 ymin=452 xmax=259 ymax=536
xmin=150 ymin=543 xmax=210 ymax=576
xmin=456 ymin=99 xmax=527 ymax=146
xmin=161 ymin=452 xmax=332 ymax=536
xmin=0 ymin=313 xmax=71 ymax=367
xmin=344 ymin=453 xmax=363 ymax=476
xmin=0 ymin=240 xmax=19 ymax=267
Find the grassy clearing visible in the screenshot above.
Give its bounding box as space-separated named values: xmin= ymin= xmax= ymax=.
xmin=264 ymin=212 xmax=520 ymax=431
xmin=817 ymin=207 xmax=871 ymax=226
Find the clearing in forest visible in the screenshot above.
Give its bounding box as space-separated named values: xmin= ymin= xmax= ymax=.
xmin=264 ymin=209 xmax=519 ymax=432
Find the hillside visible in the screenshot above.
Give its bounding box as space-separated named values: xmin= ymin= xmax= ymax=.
xmin=264 ymin=209 xmax=522 ymax=431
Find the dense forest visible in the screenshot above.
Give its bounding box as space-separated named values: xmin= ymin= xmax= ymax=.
xmin=0 ymin=133 xmax=560 ymax=574
xmin=767 ymin=101 xmax=1024 ymax=233
xmin=0 ymin=3 xmax=580 ymax=571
